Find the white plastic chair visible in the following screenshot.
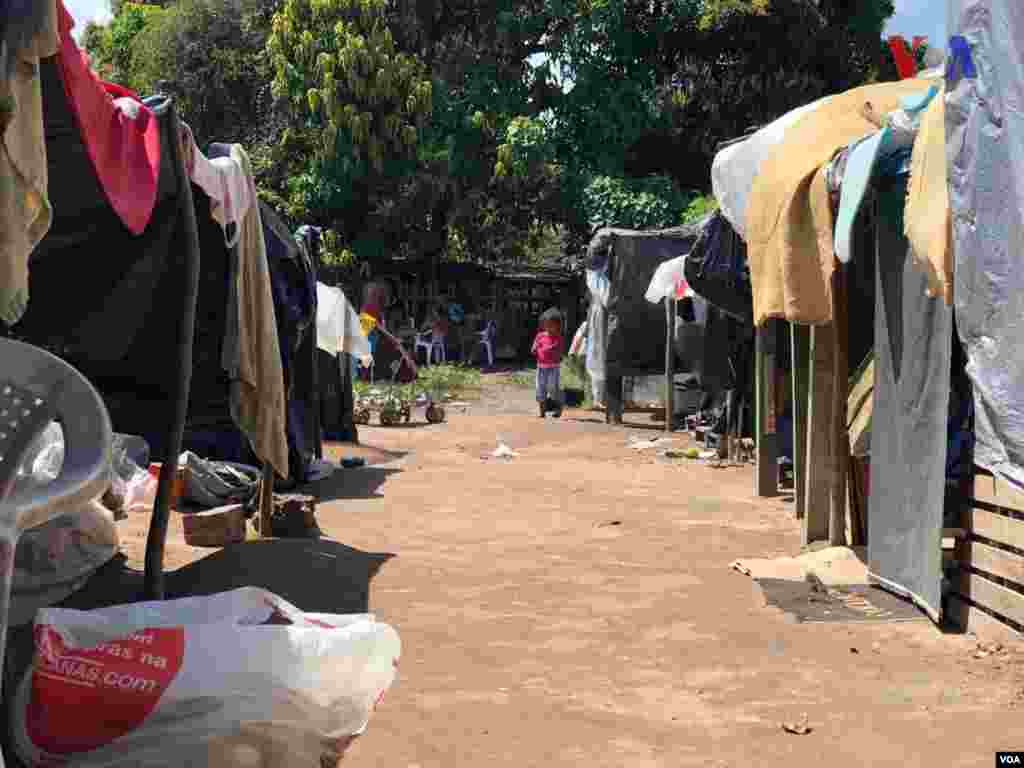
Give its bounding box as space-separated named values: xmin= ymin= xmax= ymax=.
xmin=0 ymin=339 xmax=113 ymax=761
xmin=476 ymin=321 xmax=497 ymax=367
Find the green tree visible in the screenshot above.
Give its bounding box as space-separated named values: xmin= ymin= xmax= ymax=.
xmin=130 ymin=0 xmax=275 ymax=144
xmin=268 ymin=0 xmax=433 ymax=261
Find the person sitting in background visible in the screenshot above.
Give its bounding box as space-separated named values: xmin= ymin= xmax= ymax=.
xmin=430 ymin=305 xmax=449 ymax=339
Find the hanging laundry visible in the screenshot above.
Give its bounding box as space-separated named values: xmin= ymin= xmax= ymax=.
xmin=0 ymin=0 xmax=58 ymax=325
xmin=683 ymin=211 xmax=752 ymax=324
xmin=220 ymin=144 xmax=289 ymax=480
xmin=186 ymin=133 xmax=254 ymax=248
xmin=54 ymin=1 xmax=160 ymax=235
xmin=904 ymin=84 xmax=950 ymax=304
xmin=744 ymin=78 xmax=931 ymax=326
xmin=833 ymin=86 xmax=939 ymax=265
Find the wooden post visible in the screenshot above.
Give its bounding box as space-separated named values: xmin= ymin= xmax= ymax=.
xmin=606 ymin=375 xmax=624 ymax=425
xmin=665 ymin=297 xmax=675 ymax=433
xmin=830 ymin=265 xmax=850 ymax=546
xmin=755 ymin=321 xmax=779 ymax=497
xmin=791 ymin=324 xmax=810 ymax=520
xmin=802 ymin=323 xmax=835 ymax=546
xmin=260 ymin=463 xmax=274 ymax=539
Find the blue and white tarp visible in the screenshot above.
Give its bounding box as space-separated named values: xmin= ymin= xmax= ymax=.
xmin=947 ymin=0 xmax=1024 ymax=489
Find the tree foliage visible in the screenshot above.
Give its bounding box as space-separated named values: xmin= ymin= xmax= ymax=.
xmin=79 ymin=0 xmax=895 ymax=268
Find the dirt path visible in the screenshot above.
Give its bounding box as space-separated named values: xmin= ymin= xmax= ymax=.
xmin=123 ymin=375 xmax=1023 ymax=766
xmin=310 ymin=376 xmax=1023 ymax=768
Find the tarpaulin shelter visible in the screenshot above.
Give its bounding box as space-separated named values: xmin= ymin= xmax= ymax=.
xmin=584 ymin=225 xmax=702 ymax=424
xmin=943 ymin=0 xmax=1024 ymax=641
xmin=709 ymin=69 xmax=966 ymax=625
xmin=3 ymin=2 xmax=199 ymax=600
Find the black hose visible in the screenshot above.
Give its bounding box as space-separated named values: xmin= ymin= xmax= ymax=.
xmin=144 ymin=102 xmax=201 ymax=600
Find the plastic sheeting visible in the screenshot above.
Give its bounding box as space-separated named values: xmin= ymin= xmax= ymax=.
xmin=644 ymin=254 xmax=697 ymax=304
xmin=711 ymin=97 xmax=830 ymax=238
xmin=867 ymin=177 xmax=949 ymax=624
xmin=947 ymin=0 xmax=1024 ymax=488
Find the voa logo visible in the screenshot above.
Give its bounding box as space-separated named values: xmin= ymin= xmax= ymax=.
xmin=998 ymin=755 xmax=1022 ymax=766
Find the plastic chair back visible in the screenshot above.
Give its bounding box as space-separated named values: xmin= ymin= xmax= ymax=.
xmin=0 ymin=339 xmax=112 ymax=752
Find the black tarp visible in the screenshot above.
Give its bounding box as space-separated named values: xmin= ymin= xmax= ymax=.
xmin=867 ymin=176 xmax=949 ymax=623
xmin=684 ymin=213 xmax=753 ymax=324
xmin=5 ymin=61 xmax=201 ymax=599
xmin=587 ymin=226 xmax=701 ymax=378
xmin=12 ymin=64 xmax=200 ymax=464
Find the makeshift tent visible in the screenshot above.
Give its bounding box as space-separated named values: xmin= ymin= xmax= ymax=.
xmin=586 ymin=226 xmax=702 ymax=378
xmin=584 ymin=225 xmax=703 ymax=422
xmin=708 ymin=67 xmax=961 ymax=622
xmin=5 ymin=3 xmax=200 ymax=599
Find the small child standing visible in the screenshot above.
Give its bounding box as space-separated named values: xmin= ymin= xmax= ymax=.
xmin=531 ymin=311 xmax=564 ymax=418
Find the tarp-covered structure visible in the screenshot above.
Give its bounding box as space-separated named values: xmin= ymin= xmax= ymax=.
xmin=709 ymin=67 xmax=966 ymax=624
xmin=3 ymin=0 xmax=201 ymax=597
xmin=584 ymin=225 xmax=702 ymax=419
xmin=9 ymin=0 xmax=325 ymax=499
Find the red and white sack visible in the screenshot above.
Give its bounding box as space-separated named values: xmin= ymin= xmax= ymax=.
xmin=11 ymin=587 xmax=401 ymax=767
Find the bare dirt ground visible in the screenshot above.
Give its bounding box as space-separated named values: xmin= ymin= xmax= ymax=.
xmin=120 ymin=373 xmax=1023 ymax=767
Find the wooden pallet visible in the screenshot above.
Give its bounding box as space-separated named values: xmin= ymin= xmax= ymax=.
xmin=950 ymin=473 xmax=1024 ymax=643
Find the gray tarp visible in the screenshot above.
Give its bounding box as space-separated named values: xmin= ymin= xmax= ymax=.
xmin=587 ymin=226 xmax=701 ymax=378
xmin=947 ymin=0 xmax=1024 ymax=488
xmin=868 ymin=177 xmax=950 ymax=623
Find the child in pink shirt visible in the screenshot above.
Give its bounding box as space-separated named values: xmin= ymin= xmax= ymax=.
xmin=531 ymin=313 xmax=564 ymax=418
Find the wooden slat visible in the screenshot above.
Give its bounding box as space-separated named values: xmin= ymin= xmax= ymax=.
xmin=948 ymin=595 xmax=1022 ymax=643
xmin=972 ymin=473 xmax=1024 ymax=513
xmin=791 ymin=324 xmax=810 ymax=521
xmin=802 ymin=323 xmax=834 ymax=545
xmin=755 ymin=322 xmax=779 ymax=497
xmin=963 ymin=507 xmax=1024 ymax=551
xmin=962 ymin=540 xmax=1024 ymax=586
xmin=664 ymin=298 xmax=674 ymax=435
xmin=956 ymin=570 xmax=1024 ymax=628
xmin=830 ymin=265 xmax=849 ymax=546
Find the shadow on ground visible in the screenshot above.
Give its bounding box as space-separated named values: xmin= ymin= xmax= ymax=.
xmin=306 ymin=465 xmax=403 ymax=502
xmin=168 ymin=539 xmax=394 ymax=614
xmin=52 ymin=538 xmax=394 ymax=617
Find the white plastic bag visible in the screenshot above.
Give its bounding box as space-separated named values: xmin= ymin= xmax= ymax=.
xmin=10 ymin=423 xmax=119 ymax=627
xmin=15 ymin=421 xmax=65 ymax=491
xmin=10 ymin=501 xmax=119 ymax=626
xmin=12 ymin=587 xmax=401 ymax=767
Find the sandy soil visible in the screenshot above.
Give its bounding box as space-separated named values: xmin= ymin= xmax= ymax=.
xmin=117 ymin=374 xmax=1024 ymax=767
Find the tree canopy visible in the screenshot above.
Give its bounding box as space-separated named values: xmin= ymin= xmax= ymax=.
xmin=82 ymin=0 xmax=898 ymax=268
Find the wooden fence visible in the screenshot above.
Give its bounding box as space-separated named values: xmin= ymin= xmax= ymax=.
xmin=950 ymin=473 xmax=1024 ymax=642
